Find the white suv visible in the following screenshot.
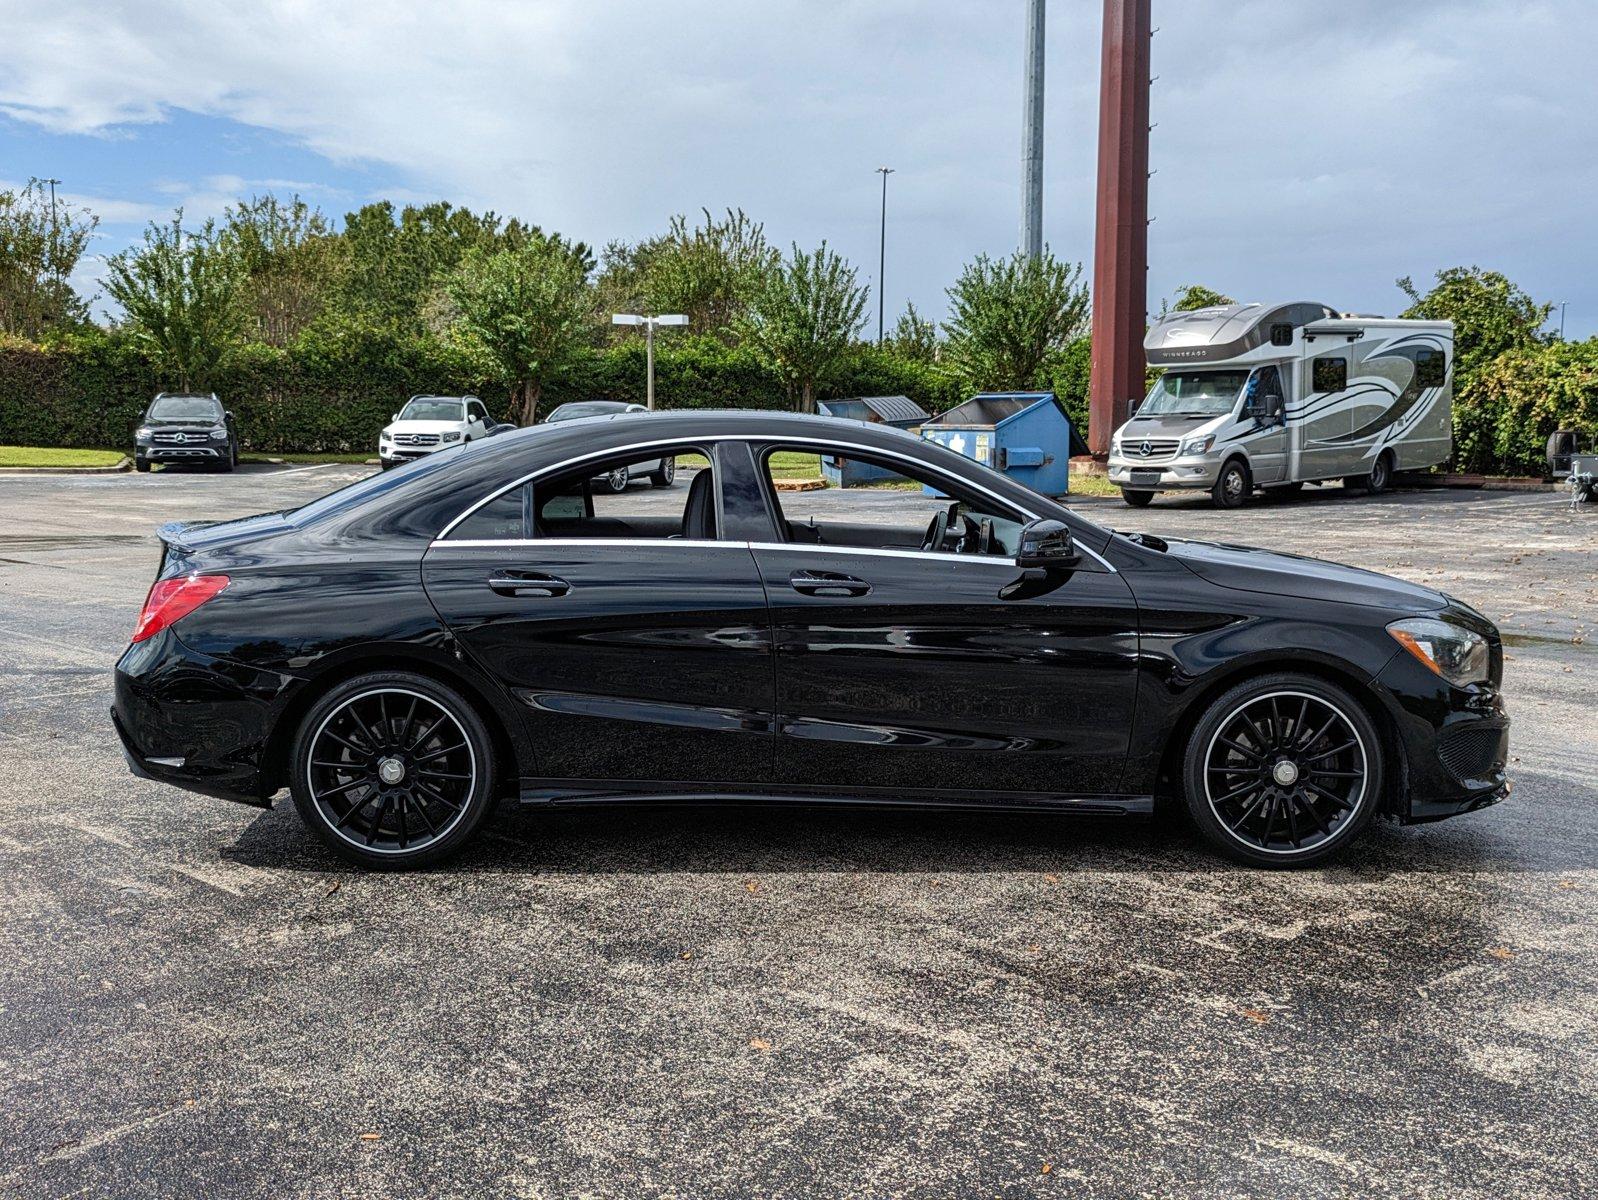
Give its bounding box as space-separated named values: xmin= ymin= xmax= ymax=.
xmin=379 ymin=396 xmax=492 ymax=470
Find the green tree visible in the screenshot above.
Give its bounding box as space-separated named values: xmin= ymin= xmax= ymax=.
xmin=338 ymin=201 xmax=588 ymax=335
xmin=103 ymin=213 xmax=243 ymax=390
xmin=888 ymin=301 xmax=939 ymax=364
xmin=444 ymin=237 xmax=593 ymax=425
xmin=0 ymin=178 xmax=99 ymax=339
xmin=1397 ymin=266 xmax=1551 ymax=393
xmin=1169 ymin=283 xmax=1235 ymax=313
xmin=738 ymin=241 xmax=868 ymax=413
xmin=220 ymin=194 xmax=346 ymax=345
xmin=596 ymin=208 xmax=778 ymax=341
xmin=941 ymin=249 xmax=1089 ymax=392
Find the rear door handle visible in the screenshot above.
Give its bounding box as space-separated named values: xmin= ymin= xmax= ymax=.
xmin=789 ymin=570 xmax=871 ymax=598
xmin=488 ymin=571 xmax=571 ymax=597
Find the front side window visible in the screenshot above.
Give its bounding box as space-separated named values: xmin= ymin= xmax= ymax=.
xmin=467 ymin=400 xmax=488 ymax=423
xmin=148 ymin=395 xmax=222 ymax=422
xmin=400 ymin=398 xmax=466 ymax=422
xmin=757 ymin=444 xmax=1027 ymax=557
xmin=445 ymin=446 xmax=713 ymax=541
xmin=1139 ymin=370 xmax=1250 ymax=417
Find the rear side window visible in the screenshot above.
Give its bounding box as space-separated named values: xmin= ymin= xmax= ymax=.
xmin=1415 ymin=349 xmax=1446 ymax=387
xmin=1312 ymin=357 xmax=1348 ymax=393
xmin=449 ymin=485 xmax=529 ymax=540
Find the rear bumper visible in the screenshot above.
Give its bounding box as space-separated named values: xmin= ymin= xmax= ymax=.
xmin=112 ymin=629 xmax=302 ymax=807
xmin=1370 ymin=652 xmax=1511 ymax=824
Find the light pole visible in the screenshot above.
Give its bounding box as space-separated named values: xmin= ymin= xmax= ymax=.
xmin=1021 ymin=0 xmax=1045 ymax=259
xmin=1559 ymin=300 xmax=1568 ymax=340
xmin=875 ymin=166 xmax=893 ymax=344
xmin=612 ymin=313 xmax=689 ymax=409
xmin=44 ymin=177 xmax=62 ymax=295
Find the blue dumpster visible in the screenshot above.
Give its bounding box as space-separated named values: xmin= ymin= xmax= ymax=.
xmin=919 ymin=391 xmax=1086 ymax=496
xmin=817 ymin=395 xmax=930 ymax=486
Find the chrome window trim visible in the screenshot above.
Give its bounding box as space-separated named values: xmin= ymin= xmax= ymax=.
xmin=745 ymin=541 xmax=1022 ymax=568
xmin=431 ymin=538 xmax=730 ymax=550
xmin=432 ymin=432 xmax=1115 ymax=573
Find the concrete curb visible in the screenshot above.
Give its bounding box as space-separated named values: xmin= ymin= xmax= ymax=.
xmin=0 ymin=456 xmax=131 ymax=475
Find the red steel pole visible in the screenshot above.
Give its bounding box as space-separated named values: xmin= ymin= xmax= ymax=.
xmin=1087 ymin=0 xmax=1152 ymax=456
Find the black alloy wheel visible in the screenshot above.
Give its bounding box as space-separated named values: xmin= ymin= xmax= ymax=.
xmin=651 ymin=456 xmax=677 ymax=487
xmin=1211 ymin=458 xmax=1251 ymax=509
xmin=1182 ymin=673 xmax=1382 ymax=866
xmin=1121 ymin=489 xmax=1154 ymax=507
xmin=289 ymin=672 xmax=495 ymax=868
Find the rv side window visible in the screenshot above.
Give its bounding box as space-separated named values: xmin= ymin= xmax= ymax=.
xmin=1415 ymin=349 xmax=1446 ymax=388
xmin=1312 ymin=357 xmax=1348 ymax=393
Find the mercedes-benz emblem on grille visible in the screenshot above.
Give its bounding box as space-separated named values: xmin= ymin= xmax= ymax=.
xmin=172 ymin=432 xmax=188 ymax=443
xmin=1138 ymin=440 xmax=1153 ymax=457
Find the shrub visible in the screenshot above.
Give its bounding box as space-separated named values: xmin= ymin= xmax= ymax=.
xmin=1463 ymin=340 xmax=1598 ymax=475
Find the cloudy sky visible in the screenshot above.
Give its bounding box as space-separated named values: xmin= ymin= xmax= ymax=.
xmin=2 ymin=0 xmax=1593 ymax=335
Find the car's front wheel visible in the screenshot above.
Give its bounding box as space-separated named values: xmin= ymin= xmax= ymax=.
xmin=604 ymin=465 xmax=630 ymax=493
xmin=288 ymin=671 xmax=497 ymax=869
xmin=1120 ymin=489 xmax=1154 ymax=507
xmin=134 ymin=456 xmax=150 ymax=473
xmin=1181 ymin=672 xmax=1383 ymax=867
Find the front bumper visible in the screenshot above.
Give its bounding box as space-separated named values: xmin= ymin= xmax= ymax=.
xmin=1370 ymin=649 xmax=1511 ymax=824
xmin=138 ymin=445 xmax=224 ymax=461
xmin=380 ymin=442 xmax=451 ymax=465
xmin=113 ymin=628 xmax=304 ymax=806
xmin=1107 ymin=454 xmax=1222 ymax=490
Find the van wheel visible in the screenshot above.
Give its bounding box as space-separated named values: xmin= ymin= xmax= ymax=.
xmin=1182 ymin=672 xmax=1384 ymax=867
xmin=289 ymin=671 xmax=497 ymax=870
xmin=1366 ymin=451 xmax=1394 ymax=494
xmin=1120 ymin=489 xmax=1154 ymax=507
xmin=1211 ymin=459 xmax=1251 ymax=508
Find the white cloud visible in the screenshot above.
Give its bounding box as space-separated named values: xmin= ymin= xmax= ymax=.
xmin=2 ymin=0 xmax=1595 ymax=329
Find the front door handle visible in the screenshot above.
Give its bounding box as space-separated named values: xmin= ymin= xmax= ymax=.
xmin=488 ymin=571 xmax=570 ymax=597
xmin=789 ymin=570 xmax=871 ymax=598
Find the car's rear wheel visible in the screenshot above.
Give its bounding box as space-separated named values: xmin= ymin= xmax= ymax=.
xmin=651 ymin=456 xmax=676 ymax=487
xmin=289 ymin=671 xmax=496 ymax=869
xmin=1182 ymin=673 xmax=1383 ymax=867
xmin=1120 ymin=489 xmax=1154 ymax=507
xmin=1366 ymin=451 xmax=1394 ymax=494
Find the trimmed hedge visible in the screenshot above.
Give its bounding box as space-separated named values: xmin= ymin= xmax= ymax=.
xmin=0 ymin=330 xmax=962 ymax=454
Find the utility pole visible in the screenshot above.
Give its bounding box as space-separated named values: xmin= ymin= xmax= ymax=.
xmin=44 ymin=177 xmax=62 ymax=297
xmin=875 ymin=167 xmax=893 ymax=343
xmin=611 ymin=313 xmax=689 ymax=409
xmin=1559 ymin=300 xmax=1568 ymax=340
xmin=1087 ymin=0 xmax=1153 ymax=456
xmin=1021 ymin=0 xmax=1045 ymax=259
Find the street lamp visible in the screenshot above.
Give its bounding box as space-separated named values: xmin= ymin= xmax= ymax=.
xmin=612 ymin=312 xmax=689 ymax=410
xmin=875 ymin=167 xmax=893 ymax=344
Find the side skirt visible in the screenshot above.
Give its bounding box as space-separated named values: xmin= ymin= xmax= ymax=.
xmin=517 ymin=778 xmax=1153 ymax=817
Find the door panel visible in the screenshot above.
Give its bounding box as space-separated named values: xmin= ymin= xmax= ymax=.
xmin=422 ymin=541 xmax=775 ymax=784
xmin=1246 ymin=364 xmax=1288 ymax=483
xmin=753 ymin=546 xmax=1141 ymax=796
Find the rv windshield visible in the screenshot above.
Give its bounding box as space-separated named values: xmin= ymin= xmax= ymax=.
xmin=1139 ymin=370 xmax=1250 ymax=417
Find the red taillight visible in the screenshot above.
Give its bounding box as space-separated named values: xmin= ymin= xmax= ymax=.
xmin=131 ymin=573 xmax=230 ymax=643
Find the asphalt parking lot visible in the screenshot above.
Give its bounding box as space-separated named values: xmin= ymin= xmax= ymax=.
xmin=2 ymin=463 xmax=1595 ymax=1198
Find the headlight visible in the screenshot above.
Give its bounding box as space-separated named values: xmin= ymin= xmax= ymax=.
xmin=379 ymin=430 xmax=391 ymax=442
xmin=1387 ymin=617 xmax=1489 ymax=687
xmin=136 ymin=426 xmax=152 ymax=441
xmin=441 ymin=431 xmax=462 ymax=443
xmin=209 ymin=427 xmax=229 ymax=440
xmin=1181 ymin=434 xmax=1215 ymax=456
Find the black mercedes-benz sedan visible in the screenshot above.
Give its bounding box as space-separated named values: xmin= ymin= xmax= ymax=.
xmin=112 ymin=410 xmax=1509 ymax=869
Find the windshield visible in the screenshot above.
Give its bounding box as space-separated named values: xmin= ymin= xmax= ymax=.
xmin=148 ymin=395 xmax=222 ymax=422
xmin=547 ymin=402 xmax=626 ymax=422
xmin=399 ymin=398 xmax=465 ymax=422
xmin=1137 ymin=370 xmax=1249 ymax=417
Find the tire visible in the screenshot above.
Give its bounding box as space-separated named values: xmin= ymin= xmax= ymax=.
xmin=1366 ymin=451 xmax=1393 ymax=495
xmin=1120 ymin=489 xmax=1154 ymax=507
xmin=288 ymin=671 xmax=497 ymax=869
xmin=134 ymin=457 xmax=150 ymax=473
xmin=215 ymin=448 xmax=235 ymax=473
xmin=604 ymin=465 xmax=630 ymax=493
xmin=1181 ymin=672 xmax=1384 ymax=867
xmin=1211 ymin=458 xmax=1251 ymax=509
xmin=380 ymin=459 xmax=394 ymax=471
xmin=650 ymin=456 xmax=677 ymax=487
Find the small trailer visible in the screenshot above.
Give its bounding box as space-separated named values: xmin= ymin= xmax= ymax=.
xmin=1107 ymin=301 xmax=1455 ymax=508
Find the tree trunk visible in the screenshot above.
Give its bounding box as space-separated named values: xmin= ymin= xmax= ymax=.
xmin=519 ymin=379 xmax=541 ymax=426
xmin=801 ymin=379 xmax=815 ymax=414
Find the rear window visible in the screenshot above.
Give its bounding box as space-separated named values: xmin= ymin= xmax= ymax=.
xmin=148 ymin=396 xmax=222 ymax=421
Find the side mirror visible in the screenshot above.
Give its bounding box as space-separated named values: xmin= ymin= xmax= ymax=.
xmin=224 ymin=410 xmax=235 ymax=422
xmin=1263 ymin=393 xmax=1284 ymax=423
xmin=391 ymin=412 xmax=399 ymax=422
xmin=1016 ymin=518 xmax=1078 ymax=570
